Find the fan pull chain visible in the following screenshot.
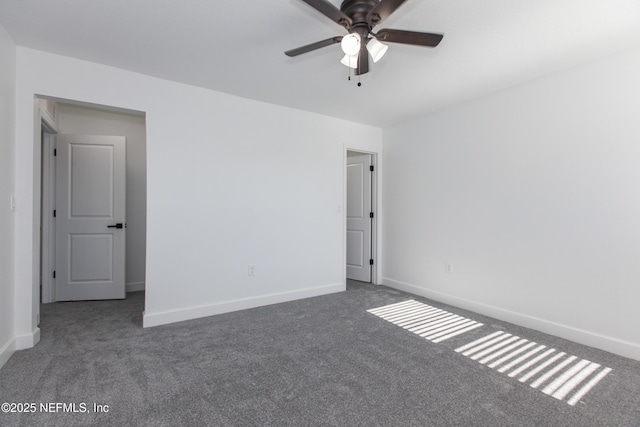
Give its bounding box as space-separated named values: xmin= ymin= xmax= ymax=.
xmin=344 ymin=56 xmax=361 ymax=86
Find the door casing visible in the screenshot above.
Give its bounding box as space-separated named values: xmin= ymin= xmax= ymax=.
xmin=40 ymin=124 xmax=58 ymax=304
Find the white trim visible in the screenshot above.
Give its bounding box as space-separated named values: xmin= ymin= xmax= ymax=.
xmin=383 ymin=277 xmax=640 ymax=361
xmin=0 ymin=338 xmax=16 ymax=370
xmin=370 ymin=153 xmax=379 ymax=284
xmin=14 ymin=328 xmax=41 ymax=351
xmin=126 ymin=282 xmax=145 ymax=293
xmin=40 ymin=130 xmax=56 ymax=303
xmin=39 ymin=101 xmax=59 ymax=134
xmin=143 ymin=283 xmax=344 ymax=328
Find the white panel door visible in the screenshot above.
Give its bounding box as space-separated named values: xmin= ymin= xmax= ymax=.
xmin=347 ymin=154 xmax=372 ymax=282
xmin=55 ymin=135 xmax=126 ymax=301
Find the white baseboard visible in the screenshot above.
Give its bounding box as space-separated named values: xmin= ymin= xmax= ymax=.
xmin=143 ymin=283 xmax=345 ymax=328
xmin=14 ymin=327 xmax=40 ymax=351
xmin=126 ymin=282 xmax=145 ymax=293
xmin=0 ymin=337 xmax=16 ymax=370
xmin=383 ymin=277 xmax=640 ymax=361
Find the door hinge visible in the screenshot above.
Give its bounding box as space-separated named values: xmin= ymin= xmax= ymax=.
xmin=369 ymin=259 xmax=374 ymax=265
xmin=53 ymin=209 xmax=56 ymax=218
xmin=370 ymin=165 xmax=374 ymax=172
xmin=53 ymin=148 xmax=57 ymax=157
xmin=52 ymin=271 xmax=56 ymax=279
xmin=370 ymin=212 xmax=374 ymax=218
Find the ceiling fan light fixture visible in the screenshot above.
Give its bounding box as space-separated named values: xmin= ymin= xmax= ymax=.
xmin=340 ymin=54 xmax=359 ymax=69
xmin=367 ymin=37 xmax=388 ymax=63
xmin=340 ymin=33 xmax=361 ymax=56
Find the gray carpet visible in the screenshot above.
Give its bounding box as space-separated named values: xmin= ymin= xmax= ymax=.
xmin=1 ymin=282 xmax=639 ymax=426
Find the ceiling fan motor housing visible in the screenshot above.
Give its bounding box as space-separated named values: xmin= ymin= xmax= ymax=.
xmin=341 ymin=0 xmax=378 ymax=35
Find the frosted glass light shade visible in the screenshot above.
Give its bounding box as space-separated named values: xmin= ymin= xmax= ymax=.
xmin=341 ymin=33 xmax=361 ymax=56
xmin=367 ymin=37 xmax=388 ymax=62
xmin=340 ymin=54 xmax=358 ymax=69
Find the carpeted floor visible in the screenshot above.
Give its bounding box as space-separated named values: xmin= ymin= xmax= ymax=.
xmin=1 ymin=282 xmax=639 ymax=426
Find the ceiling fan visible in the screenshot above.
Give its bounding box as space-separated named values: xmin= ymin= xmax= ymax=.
xmin=285 ymin=0 xmax=443 ymax=77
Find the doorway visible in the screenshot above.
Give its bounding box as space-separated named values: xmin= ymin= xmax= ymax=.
xmin=38 ymin=97 xmax=147 ymax=305
xmin=346 ymin=150 xmax=377 ymax=284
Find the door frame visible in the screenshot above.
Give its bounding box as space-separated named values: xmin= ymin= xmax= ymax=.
xmin=40 ymin=122 xmax=58 ymax=303
xmin=344 ymin=148 xmax=380 ymax=285
xmin=14 ymin=93 xmax=147 ymax=350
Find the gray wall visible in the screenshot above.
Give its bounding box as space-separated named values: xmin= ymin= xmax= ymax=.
xmin=382 ymin=46 xmax=640 ymax=360
xmin=14 ymin=48 xmax=382 ymax=338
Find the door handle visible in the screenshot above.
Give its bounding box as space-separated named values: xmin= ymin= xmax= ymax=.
xmin=107 ymin=223 xmax=125 ymax=229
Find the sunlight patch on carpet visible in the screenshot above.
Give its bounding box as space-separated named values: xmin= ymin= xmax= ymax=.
xmin=455 ymin=331 xmax=612 ymax=406
xmin=367 ymin=300 xmax=483 ymax=343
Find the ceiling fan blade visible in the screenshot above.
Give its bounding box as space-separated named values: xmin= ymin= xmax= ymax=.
xmin=285 ymin=36 xmax=343 ymax=57
xmin=300 ymin=0 xmax=352 ymax=27
xmin=355 ymin=42 xmax=369 ymax=75
xmin=367 ymin=0 xmax=408 ymax=26
xmin=376 ymin=29 xmax=443 ymax=47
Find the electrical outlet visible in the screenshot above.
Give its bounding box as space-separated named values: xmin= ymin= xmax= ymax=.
xmin=445 ymin=262 xmax=454 ymax=274
xmin=248 ymin=265 xmax=256 ymax=276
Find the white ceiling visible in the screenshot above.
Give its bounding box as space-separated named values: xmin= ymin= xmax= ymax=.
xmin=1 ymin=0 xmax=640 ymax=127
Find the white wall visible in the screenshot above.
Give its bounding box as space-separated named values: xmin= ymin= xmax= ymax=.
xmin=383 ymin=46 xmax=640 ymax=360
xmin=14 ymin=48 xmax=382 ymax=340
xmin=56 ymin=103 xmax=146 ymax=292
xmin=0 ymin=24 xmax=16 ymax=369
